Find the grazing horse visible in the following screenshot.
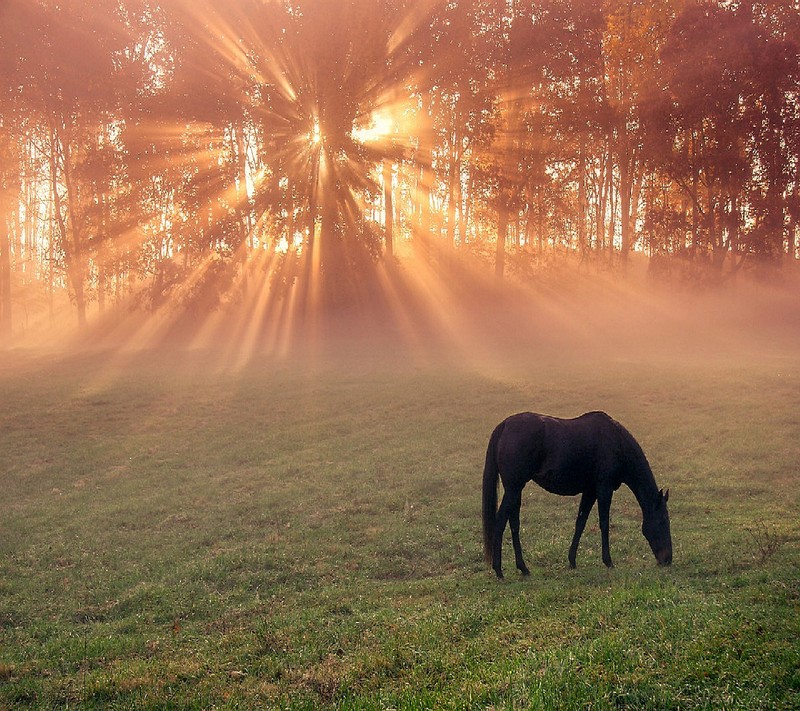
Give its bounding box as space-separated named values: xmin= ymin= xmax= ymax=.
xmin=482 ymin=412 xmax=672 ymax=578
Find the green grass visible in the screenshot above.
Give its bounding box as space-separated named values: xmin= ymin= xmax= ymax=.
xmin=1 ymin=346 xmax=799 ymax=709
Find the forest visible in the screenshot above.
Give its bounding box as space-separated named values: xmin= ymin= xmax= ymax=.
xmin=1 ymin=0 xmax=799 ymax=341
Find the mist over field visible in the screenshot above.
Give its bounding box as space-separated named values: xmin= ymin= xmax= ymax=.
xmin=10 ymin=258 xmax=798 ymax=376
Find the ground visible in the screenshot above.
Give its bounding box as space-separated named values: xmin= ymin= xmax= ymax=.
xmin=1 ymin=273 xmax=799 ymax=708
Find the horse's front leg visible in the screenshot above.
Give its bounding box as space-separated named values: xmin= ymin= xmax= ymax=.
xmin=568 ymin=490 xmax=596 ymax=569
xmin=597 ymin=489 xmax=614 ymax=568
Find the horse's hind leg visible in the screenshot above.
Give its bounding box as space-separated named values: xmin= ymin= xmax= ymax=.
xmin=492 ymin=492 xmax=509 ymax=578
xmin=492 ymin=488 xmax=522 ymax=579
xmin=568 ymin=491 xmax=596 ymax=569
xmin=509 ymin=492 xmax=530 ymax=576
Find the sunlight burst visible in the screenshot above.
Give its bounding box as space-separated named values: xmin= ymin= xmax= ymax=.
xmin=352 ymin=110 xmax=395 ymax=144
xmin=310 ymin=118 xmax=322 ymax=146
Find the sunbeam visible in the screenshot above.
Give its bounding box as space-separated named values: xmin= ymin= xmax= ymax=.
xmin=1 ymin=0 xmax=798 ymax=370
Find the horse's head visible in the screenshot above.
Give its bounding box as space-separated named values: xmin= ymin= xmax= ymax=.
xmin=642 ymin=488 xmax=672 ymax=565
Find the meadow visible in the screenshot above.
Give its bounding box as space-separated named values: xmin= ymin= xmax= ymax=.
xmin=1 ymin=324 xmax=799 ymax=708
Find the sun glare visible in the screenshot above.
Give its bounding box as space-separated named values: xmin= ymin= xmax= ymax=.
xmin=275 ymin=232 xmax=304 ymax=255
xmin=310 ymin=118 xmax=321 ymax=146
xmin=352 ymin=110 xmax=395 ymax=144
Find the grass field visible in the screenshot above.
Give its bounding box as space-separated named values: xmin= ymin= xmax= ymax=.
xmin=1 ymin=334 xmax=799 ymax=708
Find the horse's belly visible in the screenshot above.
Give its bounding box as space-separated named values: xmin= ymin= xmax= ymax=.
xmin=534 ymin=468 xmax=589 ymax=497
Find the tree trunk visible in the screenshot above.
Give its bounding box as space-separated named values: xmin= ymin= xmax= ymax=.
xmin=690 ymin=131 xmax=700 ymax=258
xmin=234 ymin=121 xmax=252 ymax=258
xmin=97 ymin=188 xmax=110 ymax=314
xmin=787 ymin=175 xmax=799 ymax=260
xmin=446 ymin=167 xmax=456 ymax=249
xmin=596 ymin=152 xmax=608 ymax=252
xmin=415 ymin=95 xmax=433 ymax=253
xmin=537 ymin=186 xmax=545 ymax=256
xmin=463 ymin=171 xmax=474 ymax=246
xmin=619 ymin=153 xmax=632 ymax=261
xmin=319 ymin=161 xmax=340 ymax=304
xmin=0 ymin=212 xmax=11 ymax=341
xmin=0 ymin=121 xmax=13 ymax=339
xmin=446 ymin=119 xmax=458 ymax=250
xmin=495 ymin=196 xmax=509 ymax=281
xmin=630 ymin=158 xmax=643 ymax=254
xmin=52 ymin=124 xmax=87 ymax=327
xmin=607 ymin=157 xmax=616 ymax=258
xmin=383 ymin=159 xmax=393 ymax=260
xmin=577 ymin=137 xmax=587 ymax=255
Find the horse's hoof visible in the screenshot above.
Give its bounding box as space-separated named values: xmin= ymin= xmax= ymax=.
xmin=519 ymin=567 xmax=530 ymax=576
xmin=568 ymin=561 xmax=577 ymax=570
xmin=494 ymin=569 xmax=504 ymax=580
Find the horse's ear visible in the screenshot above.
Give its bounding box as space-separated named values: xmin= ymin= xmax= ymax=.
xmin=663 ymin=489 xmax=670 ymax=504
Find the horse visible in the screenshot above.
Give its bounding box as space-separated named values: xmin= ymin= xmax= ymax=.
xmin=482 ymin=411 xmax=672 ymax=579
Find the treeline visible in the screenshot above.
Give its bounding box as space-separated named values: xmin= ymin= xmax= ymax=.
xmin=1 ymin=0 xmax=799 ymax=335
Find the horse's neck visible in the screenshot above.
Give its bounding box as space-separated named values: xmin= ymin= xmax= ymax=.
xmin=623 ymin=461 xmax=660 ymax=512
xmin=613 ymin=422 xmax=659 ymax=512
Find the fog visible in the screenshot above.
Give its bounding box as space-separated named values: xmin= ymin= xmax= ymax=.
xmin=6 ymin=255 xmax=798 ymax=379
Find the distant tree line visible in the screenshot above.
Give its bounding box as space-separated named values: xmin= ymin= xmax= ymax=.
xmin=1 ymin=0 xmax=799 ymax=335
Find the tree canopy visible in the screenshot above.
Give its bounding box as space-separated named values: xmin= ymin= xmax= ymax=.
xmin=1 ymin=0 xmax=798 ymax=342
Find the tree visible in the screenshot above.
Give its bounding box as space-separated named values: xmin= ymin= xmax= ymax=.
xmin=247 ymin=0 xmax=427 ymax=304
xmin=602 ymin=0 xmax=683 ymax=262
xmin=739 ymin=0 xmax=800 ymax=262
xmin=2 ymin=0 xmax=800 ymax=337
xmin=643 ymin=1 xmax=790 ymax=272
xmin=8 ymin=0 xmax=130 ymax=327
xmin=0 ymin=0 xmax=38 ymax=338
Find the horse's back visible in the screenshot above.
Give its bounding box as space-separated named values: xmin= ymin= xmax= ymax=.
xmin=495 ymin=411 xmax=623 ymax=495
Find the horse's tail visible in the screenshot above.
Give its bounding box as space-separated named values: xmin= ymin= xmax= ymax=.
xmin=482 ymin=421 xmax=504 ymax=565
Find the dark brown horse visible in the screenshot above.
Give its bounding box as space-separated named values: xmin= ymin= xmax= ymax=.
xmin=482 ymin=412 xmax=672 ymax=578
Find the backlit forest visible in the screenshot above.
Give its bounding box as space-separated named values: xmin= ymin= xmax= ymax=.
xmin=1 ymin=0 xmax=799 ymax=342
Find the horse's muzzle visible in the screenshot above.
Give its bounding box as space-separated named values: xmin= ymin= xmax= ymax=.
xmin=657 ymin=549 xmax=673 ymax=566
